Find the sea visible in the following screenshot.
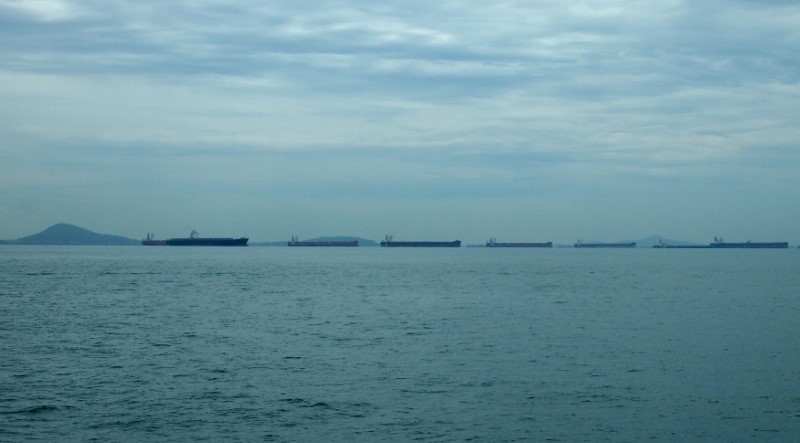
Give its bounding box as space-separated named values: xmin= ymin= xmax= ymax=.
xmin=2 ymin=246 xmax=799 ymax=442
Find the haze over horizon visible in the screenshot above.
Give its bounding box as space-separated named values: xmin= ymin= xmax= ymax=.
xmin=2 ymin=1 xmax=799 ymax=244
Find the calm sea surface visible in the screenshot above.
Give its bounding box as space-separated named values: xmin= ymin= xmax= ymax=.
xmin=2 ymin=246 xmax=799 ymax=442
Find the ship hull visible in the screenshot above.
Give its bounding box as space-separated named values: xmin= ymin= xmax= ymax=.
xmin=142 ymin=230 xmax=248 ymax=246
xmin=575 ymin=242 xmax=636 ymax=248
xmin=380 ymin=240 xmax=461 ymax=247
xmin=164 ymin=237 xmax=248 ymax=246
xmin=288 ymin=241 xmax=358 ymax=247
xmin=709 ymin=242 xmax=787 ymax=249
xmin=486 ymin=242 xmax=552 ymax=248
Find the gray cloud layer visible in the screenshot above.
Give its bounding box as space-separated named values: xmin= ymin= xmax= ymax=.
xmin=1 ymin=0 xmax=799 ymax=241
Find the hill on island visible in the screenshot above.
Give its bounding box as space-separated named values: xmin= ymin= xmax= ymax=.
xmin=9 ymin=223 xmax=139 ymax=245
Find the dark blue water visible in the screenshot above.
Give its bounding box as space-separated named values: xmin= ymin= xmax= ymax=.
xmin=2 ymin=246 xmax=799 ymax=441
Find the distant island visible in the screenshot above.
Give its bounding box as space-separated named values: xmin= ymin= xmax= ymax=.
xmin=0 ymin=223 xmax=140 ymax=245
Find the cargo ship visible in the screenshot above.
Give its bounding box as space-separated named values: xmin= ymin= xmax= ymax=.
xmin=142 ymin=231 xmax=248 ymax=246
xmin=653 ymin=240 xmax=709 ymax=249
xmin=574 ymin=240 xmax=636 ymax=248
xmin=486 ymin=238 xmax=552 ymax=248
xmin=142 ymin=233 xmax=167 ymax=246
xmin=708 ymin=237 xmax=788 ymax=249
xmin=380 ymin=235 xmax=461 ymax=248
xmin=654 ymin=238 xmax=788 ymax=249
xmin=288 ymin=236 xmax=358 ymax=247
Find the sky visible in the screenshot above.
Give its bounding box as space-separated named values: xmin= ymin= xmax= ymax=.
xmin=1 ymin=0 xmax=799 ymax=244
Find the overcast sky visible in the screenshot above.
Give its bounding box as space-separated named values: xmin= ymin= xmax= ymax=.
xmin=1 ymin=0 xmax=799 ymax=243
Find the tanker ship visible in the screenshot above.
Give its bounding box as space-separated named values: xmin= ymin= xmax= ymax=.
xmin=380 ymin=235 xmax=461 ymax=247
xmin=574 ymin=240 xmax=636 ymax=248
xmin=486 ymin=238 xmax=552 ymax=248
xmin=653 ymin=240 xmax=709 ymax=249
xmin=288 ymin=236 xmax=358 ymax=247
xmin=142 ymin=233 xmax=167 ymax=246
xmin=708 ymin=237 xmax=788 ymax=249
xmin=142 ymin=231 xmax=248 ymax=246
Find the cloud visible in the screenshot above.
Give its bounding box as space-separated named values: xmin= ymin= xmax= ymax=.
xmin=0 ymin=0 xmax=83 ymax=22
xmin=1 ymin=0 xmax=799 ymax=240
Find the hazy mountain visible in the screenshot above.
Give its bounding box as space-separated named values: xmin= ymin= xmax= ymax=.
xmin=10 ymin=223 xmax=139 ymax=245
